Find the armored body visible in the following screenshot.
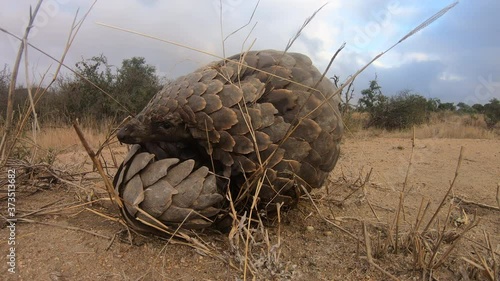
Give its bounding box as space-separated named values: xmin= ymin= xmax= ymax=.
xmin=114 ymin=50 xmax=343 ymax=231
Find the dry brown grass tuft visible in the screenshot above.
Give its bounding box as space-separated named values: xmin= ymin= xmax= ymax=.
xmin=462 ymin=231 xmax=499 ymax=281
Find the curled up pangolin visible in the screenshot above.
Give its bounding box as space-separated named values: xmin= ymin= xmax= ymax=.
xmin=113 ymin=49 xmax=343 ymax=232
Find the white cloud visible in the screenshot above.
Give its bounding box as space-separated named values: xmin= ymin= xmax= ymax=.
xmin=439 ymin=72 xmax=464 ymax=82
xmin=373 ymin=51 xmax=438 ymax=69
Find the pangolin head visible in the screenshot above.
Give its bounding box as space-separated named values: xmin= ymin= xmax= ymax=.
xmin=117 ymin=110 xmax=190 ymax=144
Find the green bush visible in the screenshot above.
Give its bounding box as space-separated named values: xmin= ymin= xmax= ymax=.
xmin=367 ymin=90 xmax=430 ymax=130
xmin=437 ymin=102 xmax=456 ymax=111
xmin=484 ymin=98 xmax=500 ymax=128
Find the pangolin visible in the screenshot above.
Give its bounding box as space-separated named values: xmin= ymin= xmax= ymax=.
xmin=114 ymin=49 xmax=343 ymax=231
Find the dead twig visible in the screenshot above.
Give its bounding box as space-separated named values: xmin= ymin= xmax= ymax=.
xmin=18 ymin=217 xmax=112 ymax=240
xmin=423 ymin=146 xmax=464 ymax=233
xmin=105 ymin=233 xmax=117 ymax=251
xmin=18 ymin=199 xmax=108 ymax=218
xmin=73 ymin=122 xmax=123 ymax=208
xmin=362 ymin=222 xmax=400 ymax=281
xmin=496 ymin=182 xmax=500 ymax=209
xmin=431 ymin=214 xmax=480 ymax=269
xmin=300 ymin=185 xmax=362 ymax=243
xmin=453 ymin=196 xmax=500 ymax=212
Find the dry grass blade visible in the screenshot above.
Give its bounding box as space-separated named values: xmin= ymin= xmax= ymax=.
xmin=427 ymin=203 xmax=454 ymax=269
xmin=54 ymin=0 xmax=98 ymax=78
xmin=284 ymin=3 xmax=327 ymax=52
xmin=84 ymin=207 xmax=124 ymax=225
xmin=496 ymin=183 xmax=500 ymax=209
xmin=325 ymin=1 xmax=460 ymax=114
xmin=23 ymin=32 xmax=40 ymax=150
xmin=413 ymin=197 xmax=430 ymax=233
xmin=423 ymin=146 xmax=464 ymax=233
xmin=462 ymin=232 xmax=498 ymax=281
xmin=96 ymin=22 xmax=221 ymax=60
xmin=463 ymin=256 xmax=487 ymax=270
xmin=431 ymin=214 xmax=479 ymax=270
xmin=18 ymin=217 xmax=112 ymax=240
xmin=397 ymin=1 xmax=459 ymax=44
xmin=452 ymin=196 xmax=500 ymax=212
xmin=363 ymin=222 xmax=400 ymax=281
xmin=95 ymin=22 xmax=327 ymax=95
xmin=393 ymin=192 xmax=404 ymax=255
xmin=484 ymin=232 xmax=498 ymax=281
xmin=0 ymin=28 xmax=131 ymax=116
xmin=0 ymin=0 xmax=43 ymax=164
xmin=271 ymin=3 xmax=459 ymax=177
xmin=73 ymin=121 xmax=123 ymax=208
xmin=19 ymin=199 xmax=110 ymax=218
xmin=218 ymin=0 xmax=226 ymax=57
xmin=0 ymin=1 xmax=100 ymax=167
xmin=300 ymin=185 xmax=361 ymax=242
xmin=243 ymin=172 xmax=266 ymax=280
xmin=363 ymin=222 xmax=374 ymax=264
xmin=313 ymin=42 xmax=346 ymax=90
xmin=223 ymin=0 xmax=261 ymax=44
xmin=402 ymin=126 xmax=416 ymax=193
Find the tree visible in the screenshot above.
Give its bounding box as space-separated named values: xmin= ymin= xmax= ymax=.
xmin=437 ymin=102 xmax=456 ymax=111
xmin=0 ymin=56 xmax=163 ymax=127
xmin=0 ymin=65 xmax=10 ymax=122
xmin=69 ymin=54 xmax=116 ymax=120
xmin=358 ymin=78 xmax=386 ymax=114
xmin=456 ymin=102 xmax=475 ymax=114
xmin=55 ymin=55 xmax=161 ymax=123
xmin=484 ymin=98 xmax=500 ymax=127
xmin=114 ymin=57 xmax=161 ymax=117
xmin=472 ymin=103 xmax=484 ymax=113
xmin=368 ymin=90 xmax=429 ymax=130
xmin=426 ymin=98 xmax=441 ymax=112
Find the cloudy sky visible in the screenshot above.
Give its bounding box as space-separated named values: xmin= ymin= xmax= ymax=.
xmin=1 ymin=0 xmax=499 ymax=105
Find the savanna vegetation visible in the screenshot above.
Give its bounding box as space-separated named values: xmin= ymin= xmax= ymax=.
xmin=339 ymin=77 xmax=500 ymax=138
xmin=0 ymin=55 xmax=162 ymax=129
xmin=2 ymin=56 xmax=499 ymax=139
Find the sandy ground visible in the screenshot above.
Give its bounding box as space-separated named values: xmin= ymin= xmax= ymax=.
xmin=1 ymin=137 xmax=499 ymax=281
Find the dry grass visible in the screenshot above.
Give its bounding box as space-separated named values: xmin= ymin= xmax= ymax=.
xmin=345 ymin=111 xmax=499 ymax=139
xmin=329 ymin=142 xmax=499 ymax=280
xmin=32 ymin=109 xmax=498 ymax=155
xmin=37 ymin=126 xmax=107 ymax=151
xmin=413 ymin=122 xmax=497 ymax=139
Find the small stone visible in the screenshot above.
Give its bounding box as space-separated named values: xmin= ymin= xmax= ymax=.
xmin=325 ymin=231 xmax=333 ymax=236
xmin=306 ymin=226 xmax=314 ymax=231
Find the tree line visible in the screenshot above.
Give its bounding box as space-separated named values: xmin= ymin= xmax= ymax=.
xmin=1 ymin=56 xmax=499 ymax=131
xmin=349 ymin=79 xmax=500 ymax=130
xmin=0 ymin=55 xmax=162 ymax=127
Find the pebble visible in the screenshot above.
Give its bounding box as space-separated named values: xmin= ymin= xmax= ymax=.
xmin=306 ymin=226 xmax=314 ymax=231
